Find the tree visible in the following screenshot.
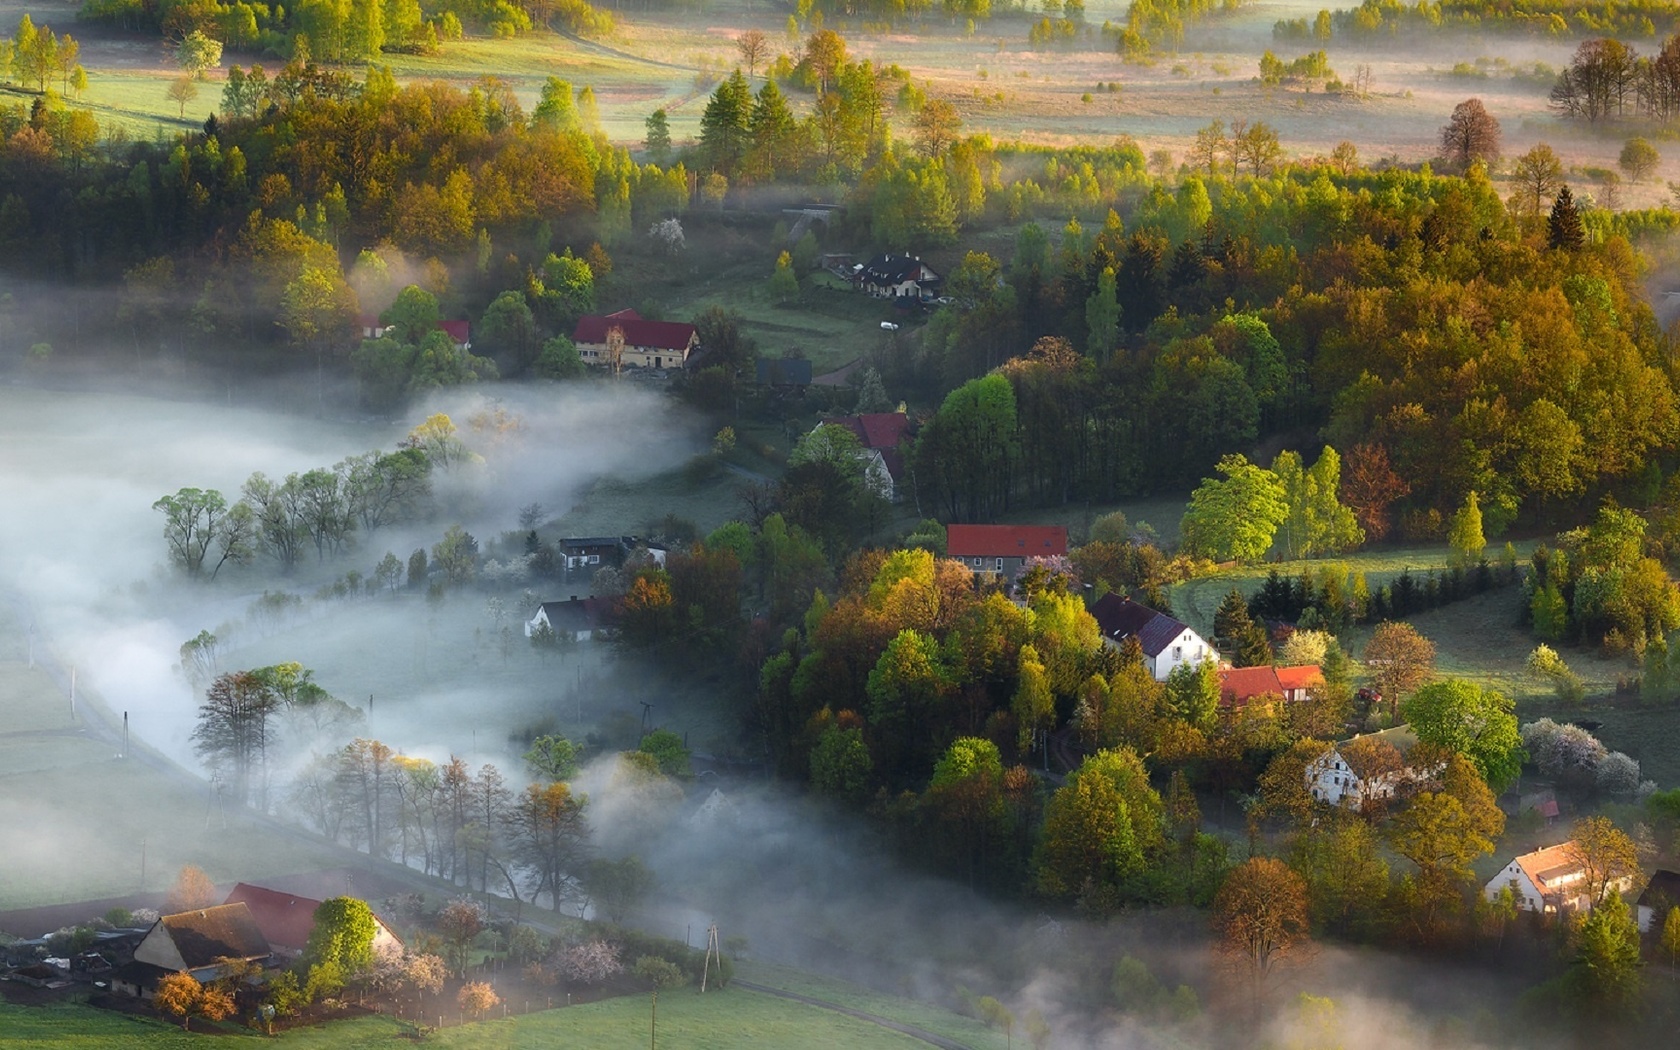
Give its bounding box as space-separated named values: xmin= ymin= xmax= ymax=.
xmin=524 ymin=734 xmax=580 ymax=781
xmin=1340 ymin=442 xmax=1409 ymax=543
xmin=437 ymin=897 xmax=487 ymax=975
xmin=1212 ymin=857 xmax=1310 ymax=1004
xmin=1234 ymin=121 xmax=1283 ymax=177
xmin=1438 ymin=98 xmax=1500 ymax=171
xmin=508 ymin=781 xmax=590 ymax=911
xmin=1570 ymin=891 xmax=1643 ymax=1013
xmin=1510 ymin=143 xmax=1563 ymax=220
xmin=1190 ymin=120 xmax=1227 ymax=173
xmin=1288 ymin=820 xmax=1389 ymax=935
xmin=1012 ymin=644 xmax=1054 ymax=753
xmin=1662 ymin=905 xmax=1680 ymax=968
xmin=156 ymin=971 xmax=235 ymax=1030
xmin=810 ymin=725 xmax=873 ymax=801
xmin=1362 ymin=622 xmax=1435 ymax=719
xmin=1180 ymin=454 xmax=1288 ymax=563
xmin=914 ymin=98 xmax=961 ymax=158
xmin=644 ymin=108 xmax=672 ymax=165
xmin=700 ymin=70 xmax=752 ymax=175
xmin=1548 ymin=185 xmax=1585 ymax=252
xmin=1272 ymin=447 xmax=1363 ymax=560
xmin=1402 ymin=680 xmax=1523 ymax=791
xmin=168 ymin=76 xmax=199 ymax=119
xmin=735 ymin=29 xmax=768 ymax=76
xmin=1448 ymin=491 xmax=1486 ymax=567
xmin=457 ymin=980 xmax=500 ymax=1017
xmin=193 ymin=671 xmax=281 ymax=808
xmin=1567 ymin=816 xmax=1642 ymax=907
xmin=1085 ymin=266 xmax=1120 ymax=361
xmin=166 ymin=865 xmax=219 ymax=912
xmin=304 ymin=897 xmax=378 ymax=975
xmin=634 ymin=955 xmax=687 ymax=1049
xmin=1389 ymin=791 xmax=1494 ymax=886
xmin=769 ymin=250 xmax=799 ymax=303
xmin=154 ymin=488 xmax=236 ymax=578
xmin=1035 ymin=747 xmax=1162 ymax=904
xmin=588 ymin=856 xmax=654 ymax=924
xmin=803 ymin=29 xmax=846 ymax=94
xmin=176 ymin=30 xmax=222 ymax=79
xmin=1620 ymin=136 xmax=1659 ymax=181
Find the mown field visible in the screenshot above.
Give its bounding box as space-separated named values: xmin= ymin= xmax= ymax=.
xmin=0 ymin=981 xmax=976 ymax=1050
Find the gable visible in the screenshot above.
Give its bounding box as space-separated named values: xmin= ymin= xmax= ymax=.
xmin=572 ymin=312 xmax=698 ymax=352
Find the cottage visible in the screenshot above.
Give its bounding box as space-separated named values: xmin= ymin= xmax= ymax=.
xmin=526 ymin=596 xmax=618 ymax=641
xmin=222 ymin=884 xmax=402 ymax=959
xmin=558 ymin=537 xmax=624 ymax=572
xmin=946 ymin=524 xmax=1068 ymax=582
xmin=572 ymin=309 xmax=699 ymax=371
xmin=1636 ymin=869 xmax=1680 ymax=932
xmin=356 ymin=315 xmax=471 ymax=350
xmin=858 ymin=254 xmax=942 ymax=300
xmin=1483 ymin=841 xmax=1634 ymax=916
xmin=130 ymin=903 xmax=272 ymax=984
xmin=1305 ymin=725 xmax=1434 ymax=810
xmin=1217 ymin=665 xmax=1284 ymax=710
xmin=813 ymin=412 xmax=913 ymax=501
xmin=1088 ymin=594 xmax=1217 ymax=682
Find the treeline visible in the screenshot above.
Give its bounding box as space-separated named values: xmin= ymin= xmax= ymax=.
xmin=1549 ymin=35 xmax=1680 ymax=124
xmin=1329 ymin=0 xmax=1670 ymax=38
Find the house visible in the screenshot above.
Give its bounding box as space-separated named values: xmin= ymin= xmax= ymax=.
xmin=130 ymin=903 xmax=272 ymax=983
xmin=1217 ymin=665 xmax=1284 ymax=710
xmin=756 ymin=357 xmax=814 ymax=388
xmin=558 ymin=537 xmax=624 ymax=573
xmin=222 ymin=884 xmax=401 ymax=959
xmin=573 ymin=308 xmax=699 ymax=371
xmin=1636 ymin=869 xmax=1680 ymax=932
xmin=1088 ymin=594 xmax=1217 ymax=682
xmin=356 ymin=315 xmax=471 ymax=350
xmin=1275 ymin=665 xmax=1325 ymax=703
xmin=525 ymin=596 xmax=619 ymax=641
xmin=858 ymin=254 xmax=942 ymax=300
xmin=1483 ymin=841 xmax=1634 ymax=916
xmin=1305 ymin=725 xmax=1433 ymax=810
xmin=813 ymin=412 xmax=914 ymax=501
xmin=946 ymin=524 xmax=1068 ymax=582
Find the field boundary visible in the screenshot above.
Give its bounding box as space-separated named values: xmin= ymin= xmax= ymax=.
xmin=733 ymin=980 xmax=975 ymax=1050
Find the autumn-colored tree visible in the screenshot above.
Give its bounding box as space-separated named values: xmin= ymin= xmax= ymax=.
xmin=1211 ymin=857 xmax=1310 ymax=1008
xmin=457 ymin=980 xmax=500 ymax=1018
xmin=1256 ymin=739 xmax=1332 ymax=826
xmin=1340 ymin=442 xmax=1409 ymax=543
xmin=156 ymin=971 xmax=236 ymax=1030
xmin=1438 ymin=98 xmax=1501 ymax=171
xmin=1288 ymin=819 xmax=1389 ymax=936
xmin=166 ymin=864 xmax=219 ymax=913
xmin=437 ymin=896 xmax=487 ymax=976
xmin=1362 ymin=622 xmax=1435 ymax=721
xmin=1567 ymin=816 xmax=1643 ymax=907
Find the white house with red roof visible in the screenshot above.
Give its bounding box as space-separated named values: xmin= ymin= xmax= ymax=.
xmin=1218 ymin=664 xmax=1324 ymax=709
xmin=814 ymin=412 xmax=913 ymax=501
xmin=572 ymin=308 xmax=698 ymax=371
xmin=357 ymin=315 xmax=472 ymax=350
xmin=1088 ymin=594 xmax=1217 ymax=681
xmin=1484 ymin=841 xmax=1633 ymax=915
xmin=946 ymin=524 xmax=1067 ymax=581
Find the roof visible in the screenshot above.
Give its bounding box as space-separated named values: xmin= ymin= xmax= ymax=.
xmin=1638 ymin=869 xmax=1680 ymax=909
xmin=1512 ymin=842 xmax=1586 ymax=895
xmin=538 ymin=597 xmax=618 ymax=631
xmin=439 ymin=320 xmax=470 ymax=345
xmin=1338 ymin=734 xmax=1406 ymax=780
xmin=1218 ymin=665 xmax=1284 ymax=708
xmin=573 ymin=309 xmax=697 ymax=352
xmin=559 ymin=537 xmax=622 ymax=551
xmin=155 ymin=904 xmax=271 ymax=968
xmin=756 ymin=357 xmax=813 ymax=386
xmin=1088 ymin=594 xmax=1190 ymax=658
xmin=861 ymin=254 xmax=941 ymax=285
xmin=946 ymin=524 xmax=1068 ymax=560
xmin=222 ymin=884 xmax=325 ymax=953
xmin=1275 ymin=665 xmax=1325 ymax=692
xmin=821 ymin=413 xmax=911 ymax=451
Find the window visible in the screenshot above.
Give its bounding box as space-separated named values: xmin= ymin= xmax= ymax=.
xmin=589 ymin=554 xmax=600 ymax=564
xmin=973 ymin=557 xmax=982 ymax=568
xmin=1173 ymin=645 xmax=1183 ymax=660
xmin=995 ymin=557 xmax=1004 ymax=570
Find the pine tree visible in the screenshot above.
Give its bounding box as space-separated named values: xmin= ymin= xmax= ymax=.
xmin=854 ymin=366 xmax=892 ymax=413
xmin=700 ymin=69 xmax=752 ymax=177
xmin=1213 ymin=588 xmax=1254 ymax=647
xmin=1548 ymin=185 xmax=1584 ymax=251
xmin=644 ymin=108 xmax=671 ymax=165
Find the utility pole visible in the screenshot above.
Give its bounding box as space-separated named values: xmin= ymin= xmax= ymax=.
xmin=701 ymin=924 xmax=721 ymax=992
xmin=123 ymin=711 xmax=128 ymax=759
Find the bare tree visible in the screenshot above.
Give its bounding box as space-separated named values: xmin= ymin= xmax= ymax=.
xmin=1439 ymin=98 xmax=1501 ymax=172
xmin=735 ymin=29 xmax=768 ymax=78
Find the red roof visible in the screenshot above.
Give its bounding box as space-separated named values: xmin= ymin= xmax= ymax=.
xmin=439 ymin=319 xmax=470 ymax=345
xmin=945 ymin=524 xmax=1068 ymax=559
xmin=573 ymin=308 xmax=697 ymax=352
xmin=1218 ymin=665 xmax=1284 ymax=708
xmin=222 ymin=884 xmax=324 ymax=953
xmin=821 ymin=413 xmax=911 ymax=451
xmin=1275 ymin=665 xmax=1324 ymax=693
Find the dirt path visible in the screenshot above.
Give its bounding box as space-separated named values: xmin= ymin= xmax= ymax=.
xmin=732 ymin=980 xmax=976 ymax=1050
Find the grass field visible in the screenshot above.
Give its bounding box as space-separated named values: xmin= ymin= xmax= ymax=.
xmin=736 ymin=961 xmax=1008 ymax=1050
xmin=0 ymin=982 xmax=972 ymax=1049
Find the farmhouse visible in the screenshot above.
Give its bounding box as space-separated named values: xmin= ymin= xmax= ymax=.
xmin=1218 ymin=664 xmax=1325 ymax=709
xmin=813 ymin=412 xmax=914 ymax=501
xmin=525 ymin=596 xmax=618 ymax=641
xmin=858 ymin=254 xmax=942 ymax=300
xmin=222 ymin=884 xmax=402 ymax=959
xmin=357 ymin=315 xmax=471 ymax=350
xmin=1088 ymin=594 xmax=1217 ymax=682
xmin=1305 ymin=725 xmax=1432 ymax=810
xmin=1483 ymin=841 xmax=1634 ymax=916
xmin=558 ymin=536 xmax=623 ymax=572
xmin=130 ymin=903 xmax=272 ymax=983
xmin=946 ymin=524 xmax=1068 ymax=582
xmin=1635 ymin=869 xmax=1680 ymax=932
xmin=572 ymin=308 xmax=698 ymax=371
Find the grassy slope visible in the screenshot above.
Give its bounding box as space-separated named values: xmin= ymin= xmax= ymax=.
xmin=737 ymin=961 xmax=1008 ymax=1050
xmin=0 ymin=984 xmax=963 ymax=1049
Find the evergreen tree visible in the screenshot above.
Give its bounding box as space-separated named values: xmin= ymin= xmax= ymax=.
xmin=1570 ymin=890 xmax=1642 ymax=1013
xmin=700 ymin=69 xmax=753 ymax=177
xmin=854 ymin=366 xmax=892 ymax=413
xmin=1548 ymin=185 xmax=1585 ymax=251
xmin=644 ymin=108 xmax=671 ymax=165
xmin=1213 ymin=589 xmax=1254 ymax=647
xmin=1085 ymin=265 xmax=1120 ymax=361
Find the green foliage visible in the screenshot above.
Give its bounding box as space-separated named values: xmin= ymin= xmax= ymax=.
xmin=639 ymin=728 xmax=691 ymax=778
xmin=1401 ymin=679 xmax=1524 ymax=791
xmin=1180 ymin=454 xmax=1287 ymax=563
xmin=1447 ymin=491 xmax=1486 ymax=567
xmin=1567 ymin=890 xmax=1643 ymax=1013
xmin=304 ymin=897 xmax=378 ymax=975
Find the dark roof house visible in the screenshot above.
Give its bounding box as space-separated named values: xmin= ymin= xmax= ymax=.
xmin=133 ymin=903 xmax=271 ymax=978
xmin=1088 ymin=594 xmax=1218 ymax=682
xmin=859 ymin=254 xmax=943 ymax=299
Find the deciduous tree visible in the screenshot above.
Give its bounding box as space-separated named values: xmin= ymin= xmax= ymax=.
xmin=1438 ymin=98 xmax=1500 ymax=171
xmin=1212 ymin=857 xmax=1310 ymax=1003
xmin=1362 ymin=622 xmax=1435 ymax=720
xmin=1402 ymin=679 xmax=1523 ymax=791
xmin=1180 ymin=454 xmax=1287 ymax=563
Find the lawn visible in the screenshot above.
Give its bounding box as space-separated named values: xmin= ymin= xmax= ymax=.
xmin=0 ymin=984 xmax=959 ymax=1049
xmin=736 ymin=961 xmax=1009 ymax=1050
